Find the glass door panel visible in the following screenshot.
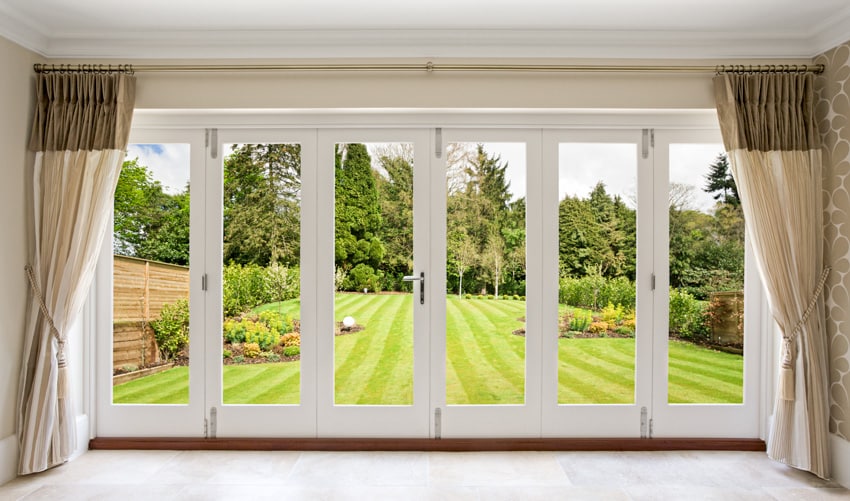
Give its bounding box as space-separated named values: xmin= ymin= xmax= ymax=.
xmin=333 ymin=142 xmax=415 ymax=406
xmin=542 ymin=130 xmax=651 ymax=437
xmin=317 ymin=130 xmax=429 ymax=437
xmin=435 ymin=130 xmax=541 ymax=437
xmin=556 ymin=142 xmax=638 ymax=405
xmin=97 ymin=129 xmax=206 ymax=436
xmin=219 ymin=142 xmax=304 ymax=405
xmin=209 ymin=130 xmax=317 ymax=437
xmin=444 ymin=141 xmax=527 ymax=405
xmin=651 ymin=130 xmax=760 ymax=438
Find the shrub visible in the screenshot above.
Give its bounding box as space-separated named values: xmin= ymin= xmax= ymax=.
xmin=222 ymin=349 xmax=232 ymax=359
xmin=614 ymin=326 xmax=635 ymax=337
xmin=121 ymin=364 xmax=138 ymax=373
xmin=669 ymin=288 xmax=710 ymax=341
xmin=487 ymin=294 xmax=494 ymax=300
xmin=281 ymin=332 xmax=301 ymax=347
xmin=223 ymin=319 xmax=247 ymax=344
xmin=243 ymin=342 xmax=261 ymax=358
xmin=150 ymin=298 xmax=190 ymax=361
xmin=464 ymin=293 xmax=473 ymax=299
xmin=283 ymin=345 xmax=301 ymax=357
xmin=232 ymin=355 xmax=245 ymax=364
xmin=244 ymin=321 xmax=278 ymax=351
xmin=264 ymin=263 xmax=300 ymax=304
xmin=344 ymin=263 xmax=382 ymax=292
xmin=589 ymin=321 xmax=609 ymax=334
xmin=601 ymin=303 xmax=626 ymax=324
xmin=569 ymin=309 xmax=592 ymax=332
xmin=222 ymin=263 xmax=300 ymax=316
xmin=559 ymin=274 xmax=635 ymax=310
xmin=265 ymin=353 xmax=281 ymax=362
xmin=621 ymin=318 xmax=636 ymax=332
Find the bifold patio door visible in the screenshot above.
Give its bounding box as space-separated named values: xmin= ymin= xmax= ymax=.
xmin=97 ymin=118 xmax=761 ymax=440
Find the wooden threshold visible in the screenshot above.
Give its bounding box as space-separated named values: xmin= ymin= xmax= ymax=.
xmin=90 ymin=437 xmax=766 ymax=452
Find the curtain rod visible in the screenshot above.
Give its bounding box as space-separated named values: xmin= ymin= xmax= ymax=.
xmin=32 ymin=62 xmax=825 ymax=75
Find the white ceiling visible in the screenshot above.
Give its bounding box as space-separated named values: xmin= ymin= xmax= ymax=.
xmin=1 ymin=0 xmax=850 ymax=60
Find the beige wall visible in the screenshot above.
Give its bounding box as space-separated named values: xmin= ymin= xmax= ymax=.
xmin=816 ymin=42 xmax=850 ymax=443
xmin=0 ymin=37 xmax=41 ymax=439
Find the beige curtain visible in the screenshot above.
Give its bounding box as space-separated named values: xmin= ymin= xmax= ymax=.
xmin=714 ymin=72 xmax=830 ymax=478
xmin=17 ymin=72 xmax=135 ymax=475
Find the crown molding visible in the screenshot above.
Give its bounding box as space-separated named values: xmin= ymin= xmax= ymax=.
xmin=22 ymin=29 xmax=829 ymax=60
xmin=0 ymin=2 xmax=48 ymax=55
xmin=0 ymin=7 xmax=847 ymax=61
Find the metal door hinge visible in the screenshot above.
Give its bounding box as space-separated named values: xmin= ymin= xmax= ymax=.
xmin=202 ymin=273 xmax=208 ymax=291
xmin=208 ymin=407 xmax=217 ymax=438
xmin=641 ymin=129 xmax=654 ymax=158
xmin=434 ymin=407 xmax=442 ymax=439
xmin=640 ymin=406 xmax=648 ymax=438
xmin=649 ymin=418 xmax=654 ymax=438
xmin=207 ymin=128 xmax=219 ymax=159
xmin=435 ymin=128 xmax=443 ymax=158
xmin=650 ymin=273 xmax=656 ymax=291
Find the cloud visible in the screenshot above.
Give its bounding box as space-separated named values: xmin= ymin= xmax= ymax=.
xmin=126 ymin=143 xmax=190 ymax=194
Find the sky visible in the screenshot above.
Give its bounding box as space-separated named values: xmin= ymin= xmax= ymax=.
xmin=125 ymin=140 xmax=725 ymax=213
xmin=126 ymin=143 xmax=190 ymax=194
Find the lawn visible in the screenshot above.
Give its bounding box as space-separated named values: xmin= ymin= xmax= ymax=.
xmin=114 ymin=294 xmax=743 ymax=405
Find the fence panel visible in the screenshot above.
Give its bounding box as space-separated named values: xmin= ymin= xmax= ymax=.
xmin=112 ymin=255 xmax=189 ymax=369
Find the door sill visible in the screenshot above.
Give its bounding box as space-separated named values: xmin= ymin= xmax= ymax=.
xmin=89 ymin=437 xmax=765 ymax=452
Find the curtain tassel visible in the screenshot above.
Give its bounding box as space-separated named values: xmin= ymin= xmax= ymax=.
xmin=779 ymin=337 xmax=795 ymax=401
xmin=24 ymin=264 xmax=68 ymax=399
xmin=780 ymin=266 xmax=831 ymax=401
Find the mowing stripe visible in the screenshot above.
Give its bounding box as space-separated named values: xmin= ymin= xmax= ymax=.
xmin=223 ymin=364 xmax=301 ymax=404
xmin=359 ymin=295 xmax=414 ymax=404
xmin=462 ymin=299 xmax=527 ymax=372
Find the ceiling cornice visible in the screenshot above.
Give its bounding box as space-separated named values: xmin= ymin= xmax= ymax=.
xmin=1 ymin=8 xmax=849 ymax=60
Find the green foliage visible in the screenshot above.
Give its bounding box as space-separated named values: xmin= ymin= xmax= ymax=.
xmin=222 ymin=349 xmax=232 ymax=359
xmin=265 ymin=353 xmax=281 ymax=362
xmin=601 ymin=303 xmax=626 ymax=324
xmin=232 ymin=355 xmax=245 ymax=364
xmin=589 ymin=321 xmax=609 ymax=334
xmin=222 ymin=263 xmax=300 ymax=316
xmin=343 ymin=263 xmax=382 ymax=292
xmin=283 ymin=346 xmax=301 ymax=357
xmin=704 ymin=153 xmax=739 ymax=206
xmin=335 ymin=143 xmax=386 ymax=284
xmin=223 ymin=143 xmax=302 ymax=267
xmin=568 ymin=309 xmax=593 ymax=332
xmin=669 ymin=288 xmax=710 ymax=341
xmin=150 ymin=299 xmax=189 ymax=361
xmin=244 ymin=322 xmax=277 ymax=351
xmin=559 ymin=273 xmax=635 ymax=310
xmin=114 ymin=158 xmax=190 ymax=265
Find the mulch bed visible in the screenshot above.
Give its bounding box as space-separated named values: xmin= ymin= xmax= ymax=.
xmin=335 ymin=322 xmax=365 ymax=336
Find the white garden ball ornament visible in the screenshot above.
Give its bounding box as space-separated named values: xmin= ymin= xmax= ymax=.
xmin=343 ymin=316 xmax=356 ymax=328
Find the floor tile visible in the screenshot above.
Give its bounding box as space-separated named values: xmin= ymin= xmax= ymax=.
xmin=429 ymin=451 xmax=571 ymax=487
xmin=153 ymin=450 xmax=301 ymax=485
xmin=285 ymin=451 xmax=428 ymax=487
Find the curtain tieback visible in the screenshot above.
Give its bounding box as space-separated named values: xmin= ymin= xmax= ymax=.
xmin=779 ymin=266 xmax=831 ymax=401
xmin=24 ymin=264 xmax=68 ymax=399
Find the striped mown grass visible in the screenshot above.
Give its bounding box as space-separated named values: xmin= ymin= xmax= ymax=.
xmin=114 ymin=294 xmax=743 ymax=406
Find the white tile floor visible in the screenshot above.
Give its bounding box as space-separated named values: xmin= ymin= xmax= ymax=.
xmin=0 ymin=450 xmax=847 ymax=500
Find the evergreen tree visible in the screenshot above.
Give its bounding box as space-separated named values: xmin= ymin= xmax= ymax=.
xmin=375 ymin=153 xmax=413 ymax=288
xmin=223 ymin=143 xmax=301 ymax=266
xmin=704 ymin=153 xmax=739 ymax=206
xmin=335 ymin=143 xmax=385 ymax=290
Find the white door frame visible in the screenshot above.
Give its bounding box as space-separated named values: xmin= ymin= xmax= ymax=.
xmin=540 ymin=129 xmax=654 ymax=437
xmin=650 ymin=129 xmax=762 ymax=438
xmin=433 ymin=128 xmax=543 ymax=438
xmin=207 ymin=129 xmax=319 ymax=437
xmin=96 ymin=128 xmax=207 ymax=437
xmin=316 ymin=128 xmax=432 ymax=437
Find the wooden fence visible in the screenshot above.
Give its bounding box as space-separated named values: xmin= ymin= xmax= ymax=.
xmin=113 ymin=255 xmax=189 ymax=369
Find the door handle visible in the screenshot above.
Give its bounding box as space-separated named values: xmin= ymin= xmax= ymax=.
xmin=402 ymin=272 xmax=425 ymax=305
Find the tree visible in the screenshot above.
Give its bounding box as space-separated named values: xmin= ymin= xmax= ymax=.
xmin=113 ymin=158 xmax=190 ymax=265
xmin=482 ymin=229 xmax=506 ymax=298
xmin=704 ymin=153 xmax=740 ymax=206
xmin=335 ymin=143 xmax=385 ymax=290
xmin=374 ymin=151 xmax=413 ymax=287
xmin=448 ymin=231 xmax=478 ymax=297
xmin=223 ymin=143 xmax=301 ymax=266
